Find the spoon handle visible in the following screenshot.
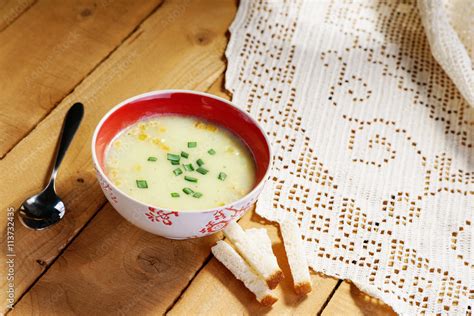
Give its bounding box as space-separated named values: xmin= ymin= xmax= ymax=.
xmin=48 ymin=102 xmax=84 ymax=183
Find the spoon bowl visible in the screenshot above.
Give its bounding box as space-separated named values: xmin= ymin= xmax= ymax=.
xmin=19 ymin=188 xmax=65 ymax=230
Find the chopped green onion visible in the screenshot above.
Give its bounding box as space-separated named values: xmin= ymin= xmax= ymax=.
xmin=196 ymin=159 xmax=204 ymax=166
xmin=208 ymin=149 xmax=216 ymax=155
xmin=181 ymin=151 xmax=189 ymax=158
xmin=183 ymin=163 xmax=194 ymax=171
xmin=167 ymin=153 xmax=180 ymax=161
xmin=171 ymin=192 xmax=180 ymax=198
xmin=218 ymin=172 xmax=227 ymax=181
xmin=187 ymin=141 xmax=197 ymax=148
xmin=171 ymin=160 xmax=180 ymax=165
xmin=173 ymin=168 xmax=183 ymax=176
xmin=193 ymin=192 xmax=203 ymax=198
xmin=136 ymin=180 xmax=148 ymax=188
xmin=185 ymin=176 xmax=198 ymax=183
xmin=183 ymin=187 xmax=194 ymax=195
xmin=147 ymin=156 xmax=157 ymax=161
xmin=196 ymin=167 xmax=208 ymax=175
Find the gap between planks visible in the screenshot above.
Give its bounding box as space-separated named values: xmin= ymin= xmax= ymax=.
xmin=0 ymin=0 xmax=166 ymax=160
xmin=316 ymin=279 xmax=342 ymax=316
xmin=0 ymin=0 xmax=38 ymax=33
xmin=164 ymin=253 xmax=215 ymax=315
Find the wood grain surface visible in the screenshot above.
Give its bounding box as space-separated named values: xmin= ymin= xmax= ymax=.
xmin=0 ymin=0 xmax=164 ymax=157
xmin=11 ymin=204 xmax=222 ymax=315
xmin=1 ymin=0 xmax=396 ymax=315
xmin=0 ymin=0 xmax=36 ymax=32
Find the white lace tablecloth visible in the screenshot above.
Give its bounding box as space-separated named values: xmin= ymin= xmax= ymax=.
xmin=225 ymin=0 xmax=473 ymax=314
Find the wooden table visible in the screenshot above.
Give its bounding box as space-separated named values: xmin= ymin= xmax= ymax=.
xmin=0 ymin=1 xmax=396 ymax=314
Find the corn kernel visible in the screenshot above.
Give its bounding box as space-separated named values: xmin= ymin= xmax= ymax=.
xmin=206 ymin=125 xmax=217 ymax=132
xmin=194 ymin=121 xmax=217 ymax=132
xmin=133 ymin=164 xmax=142 ymax=172
xmin=109 ymin=169 xmax=118 ymax=177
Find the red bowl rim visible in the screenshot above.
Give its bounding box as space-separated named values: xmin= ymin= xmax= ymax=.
xmin=91 ymin=89 xmax=273 ymax=214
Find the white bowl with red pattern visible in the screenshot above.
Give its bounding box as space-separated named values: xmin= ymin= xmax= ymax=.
xmin=92 ymin=90 xmax=272 ymax=239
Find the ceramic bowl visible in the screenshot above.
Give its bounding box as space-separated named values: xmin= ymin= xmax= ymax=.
xmin=91 ymin=90 xmax=272 ymax=239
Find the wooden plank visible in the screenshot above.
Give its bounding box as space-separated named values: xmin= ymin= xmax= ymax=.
xmin=0 ymin=0 xmax=236 ymax=313
xmin=0 ymin=0 xmax=36 ymax=32
xmin=167 ymin=210 xmax=340 ymax=315
xmin=321 ymin=281 xmax=396 ymax=316
xmin=0 ymin=0 xmax=164 ymax=157
xmin=11 ymin=204 xmax=222 ymax=315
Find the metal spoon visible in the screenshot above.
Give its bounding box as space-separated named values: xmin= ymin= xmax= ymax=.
xmin=19 ymin=102 xmax=84 ymax=230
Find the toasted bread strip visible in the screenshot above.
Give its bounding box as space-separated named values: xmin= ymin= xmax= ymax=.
xmin=280 ymin=219 xmax=312 ymax=295
xmin=245 ymin=228 xmax=273 ymax=256
xmin=223 ymin=222 xmax=284 ymax=289
xmin=246 ymin=228 xmax=285 ymax=289
xmin=211 ymin=241 xmax=278 ymax=306
xmin=294 ymin=282 xmax=312 ymax=296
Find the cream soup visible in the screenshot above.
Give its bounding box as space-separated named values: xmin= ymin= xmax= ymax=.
xmin=105 ymin=115 xmax=256 ymax=211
